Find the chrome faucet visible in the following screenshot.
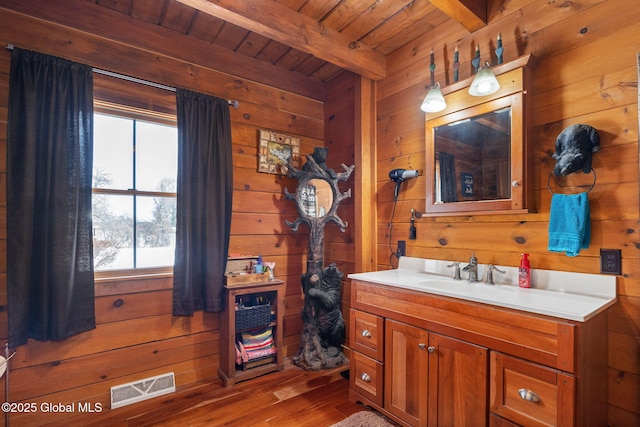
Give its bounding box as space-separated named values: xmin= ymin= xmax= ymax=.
xmin=485 ymin=264 xmax=506 ymax=285
xmin=447 ymin=261 xmax=461 ymax=280
xmin=462 ymin=252 xmax=478 ymax=282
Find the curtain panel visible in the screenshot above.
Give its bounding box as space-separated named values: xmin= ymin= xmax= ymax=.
xmin=7 ymin=48 xmax=96 ymax=347
xmin=173 ymin=89 xmax=233 ymax=315
xmin=439 ymin=151 xmax=459 ymax=203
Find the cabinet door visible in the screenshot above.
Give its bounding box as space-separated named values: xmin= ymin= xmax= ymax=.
xmin=428 ymin=333 xmax=488 ymax=427
xmin=385 ymin=319 xmax=429 ymax=427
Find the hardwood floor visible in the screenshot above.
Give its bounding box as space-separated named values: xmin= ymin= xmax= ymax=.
xmin=88 ymin=359 xmax=366 ymax=427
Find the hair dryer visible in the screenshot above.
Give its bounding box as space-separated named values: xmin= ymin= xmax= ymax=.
xmin=389 ymin=169 xmax=419 ymax=183
xmin=389 ymin=169 xmax=419 ymax=200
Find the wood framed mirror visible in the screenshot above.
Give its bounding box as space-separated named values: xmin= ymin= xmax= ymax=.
xmin=424 ymin=54 xmax=538 ymax=216
xmin=296 ymin=178 xmax=334 ymax=218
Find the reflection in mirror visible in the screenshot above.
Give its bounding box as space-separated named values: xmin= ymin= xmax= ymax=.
xmin=434 ymin=107 xmax=511 ymax=203
xmin=298 ymin=179 xmax=333 ymax=218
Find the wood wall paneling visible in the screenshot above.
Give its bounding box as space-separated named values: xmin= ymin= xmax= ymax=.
xmin=0 ymin=0 xmax=329 ymax=423
xmin=0 ymin=0 xmax=638 ymax=425
xmin=373 ymin=1 xmax=640 ymax=424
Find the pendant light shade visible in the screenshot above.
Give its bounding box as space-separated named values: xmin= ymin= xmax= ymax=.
xmin=468 ymin=61 xmax=500 ymax=96
xmin=421 ymin=82 xmax=446 ymax=113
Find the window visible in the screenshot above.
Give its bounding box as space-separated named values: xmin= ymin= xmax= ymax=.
xmin=92 ymin=109 xmax=177 ymax=272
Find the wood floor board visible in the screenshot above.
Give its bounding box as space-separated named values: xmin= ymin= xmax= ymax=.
xmin=34 ymin=359 xmax=364 ymax=427
xmin=122 ymin=359 xmax=363 ymax=427
xmin=155 ymin=388 xmax=281 ymax=426
xmin=262 ymin=380 xmax=355 ymax=426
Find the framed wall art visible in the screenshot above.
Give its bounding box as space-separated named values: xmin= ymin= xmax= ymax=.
xmin=461 ymin=172 xmax=474 ymax=197
xmin=258 ymin=130 xmax=300 ymax=175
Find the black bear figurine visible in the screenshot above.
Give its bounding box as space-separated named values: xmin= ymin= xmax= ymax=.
xmin=552 ymin=124 xmax=600 ymax=176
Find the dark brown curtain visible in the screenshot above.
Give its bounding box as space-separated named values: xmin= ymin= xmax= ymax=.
xmin=173 ymin=89 xmax=233 ymax=315
xmin=7 ymin=48 xmax=95 ymax=347
xmin=439 ymin=151 xmax=458 ymax=202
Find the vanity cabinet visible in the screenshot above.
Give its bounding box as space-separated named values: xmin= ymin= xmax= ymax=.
xmin=385 ymin=320 xmax=487 ymax=426
xmin=349 ymin=279 xmax=608 ymax=427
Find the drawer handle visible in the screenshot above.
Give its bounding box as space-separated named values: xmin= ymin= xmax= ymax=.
xmin=361 ymin=329 xmax=372 ymax=338
xmin=518 ymin=388 xmax=541 ymax=402
xmin=418 ymin=343 xmax=426 ymax=350
xmin=361 ymin=373 xmax=371 ymax=382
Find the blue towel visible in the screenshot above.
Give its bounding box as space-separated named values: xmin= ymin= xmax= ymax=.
xmin=548 ymin=192 xmax=590 ymax=256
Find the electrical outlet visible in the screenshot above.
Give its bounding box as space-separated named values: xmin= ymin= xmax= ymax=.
xmin=600 ymin=249 xmax=621 ymax=275
xmin=396 ymin=240 xmax=406 ymax=257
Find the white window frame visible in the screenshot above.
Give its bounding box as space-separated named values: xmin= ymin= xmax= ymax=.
xmin=93 ymin=100 xmax=177 ymax=280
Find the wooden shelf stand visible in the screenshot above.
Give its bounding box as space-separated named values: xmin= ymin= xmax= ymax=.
xmin=218 ymin=279 xmax=285 ymax=386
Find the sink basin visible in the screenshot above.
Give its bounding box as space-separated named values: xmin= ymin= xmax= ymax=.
xmin=414 ymin=278 xmax=518 ymax=302
xmin=347 ymin=257 xmax=617 ymax=322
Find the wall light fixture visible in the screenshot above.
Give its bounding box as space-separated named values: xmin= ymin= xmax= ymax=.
xmin=468 ymin=61 xmax=500 ymax=96
xmin=420 ymin=82 xmax=446 ymax=113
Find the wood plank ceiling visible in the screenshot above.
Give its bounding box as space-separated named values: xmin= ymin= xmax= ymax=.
xmin=93 ymin=0 xmax=487 ymax=83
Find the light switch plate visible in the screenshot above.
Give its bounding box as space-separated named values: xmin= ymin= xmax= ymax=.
xmin=600 ymin=249 xmax=622 ymax=275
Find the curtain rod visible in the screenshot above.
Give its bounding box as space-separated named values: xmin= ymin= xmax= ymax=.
xmin=5 ymin=44 xmax=240 ymax=109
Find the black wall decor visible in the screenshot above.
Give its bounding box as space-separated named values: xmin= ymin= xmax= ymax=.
xmin=284 ymin=147 xmax=354 ymax=370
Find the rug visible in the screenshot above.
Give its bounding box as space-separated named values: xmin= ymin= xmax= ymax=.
xmin=330 ymin=410 xmax=397 ymax=427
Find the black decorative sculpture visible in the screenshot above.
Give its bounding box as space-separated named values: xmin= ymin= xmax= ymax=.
xmin=284 ymin=147 xmax=354 ymax=370
xmin=552 ymin=124 xmax=600 ymax=176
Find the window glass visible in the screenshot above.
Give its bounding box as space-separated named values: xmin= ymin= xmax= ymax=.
xmin=136 ymin=121 xmax=178 ymax=192
xmin=136 ymin=196 xmax=177 ymax=268
xmin=92 ymin=194 xmax=134 ymax=270
xmin=93 ymin=112 xmax=177 ymax=272
xmin=93 ymin=114 xmax=133 ymax=190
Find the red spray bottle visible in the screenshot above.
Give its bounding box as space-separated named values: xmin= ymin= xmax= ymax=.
xmin=518 ymin=253 xmax=531 ymax=288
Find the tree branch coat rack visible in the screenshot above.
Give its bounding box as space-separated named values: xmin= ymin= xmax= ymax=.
xmin=284 ymin=147 xmax=354 ymax=370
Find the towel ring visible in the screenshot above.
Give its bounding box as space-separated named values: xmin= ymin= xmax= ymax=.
xmin=547 ymin=169 xmax=596 ymax=194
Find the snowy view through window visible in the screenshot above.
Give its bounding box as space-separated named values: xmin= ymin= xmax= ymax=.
xmin=92 ymin=113 xmax=177 ymax=271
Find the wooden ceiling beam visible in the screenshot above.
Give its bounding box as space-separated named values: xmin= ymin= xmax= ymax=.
xmin=0 ymin=0 xmax=326 ymax=100
xmin=175 ymin=0 xmax=386 ymax=81
xmin=429 ymin=0 xmax=487 ymax=32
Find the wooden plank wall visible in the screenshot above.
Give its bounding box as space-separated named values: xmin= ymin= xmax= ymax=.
xmin=0 ymin=0 xmax=637 ymax=426
xmin=375 ymin=0 xmax=639 ymax=425
xmin=0 ymin=1 xmax=329 ymax=425
xmin=324 ymin=71 xmax=357 ymax=356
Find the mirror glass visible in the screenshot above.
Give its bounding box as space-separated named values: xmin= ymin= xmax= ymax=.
xmin=433 ymin=107 xmax=511 ymax=204
xmin=297 ymin=178 xmax=333 ymax=218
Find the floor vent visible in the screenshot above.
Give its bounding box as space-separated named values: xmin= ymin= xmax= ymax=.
xmin=110 ymin=372 xmax=176 ymax=409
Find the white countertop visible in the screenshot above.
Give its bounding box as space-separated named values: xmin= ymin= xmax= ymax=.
xmin=347 ymin=257 xmax=617 ymax=322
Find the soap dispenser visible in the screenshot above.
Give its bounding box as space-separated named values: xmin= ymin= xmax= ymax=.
xmin=518 ymin=253 xmax=531 ymax=288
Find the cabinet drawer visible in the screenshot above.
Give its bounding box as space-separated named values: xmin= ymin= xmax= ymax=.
xmin=350 ymin=309 xmax=384 ymax=360
xmin=350 ymin=351 xmax=383 ymax=407
xmin=490 ymin=352 xmax=575 ymax=427
xmin=489 ymin=413 xmax=520 ymax=427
